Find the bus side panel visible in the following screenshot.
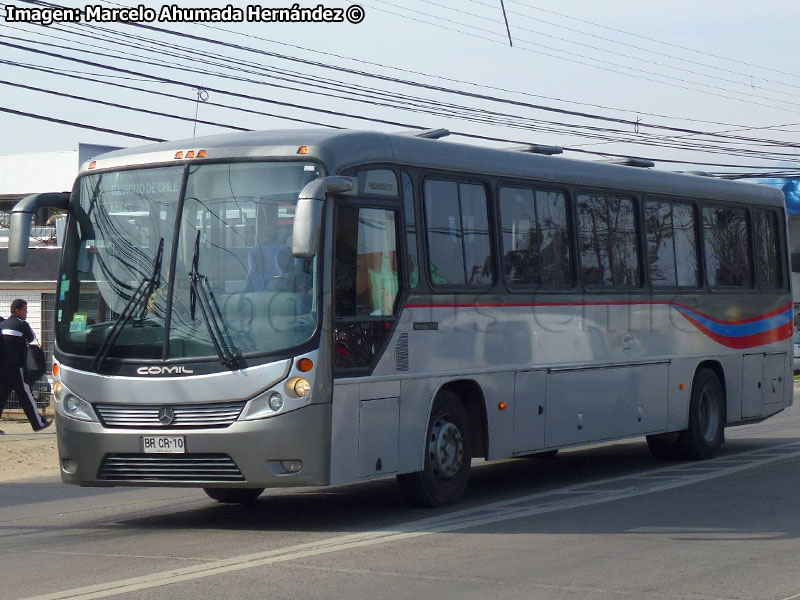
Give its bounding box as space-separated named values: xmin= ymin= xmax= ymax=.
xmin=329 ymin=382 xmax=360 ymax=486
xmin=666 ymin=358 xmax=697 ymax=432
xmin=545 ymin=364 xmax=668 ymax=448
xmin=330 ymin=380 xmax=403 ymax=485
xmin=720 ymin=354 xmax=744 ymax=424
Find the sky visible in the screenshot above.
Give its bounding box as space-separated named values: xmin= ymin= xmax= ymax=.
xmin=1 ymin=0 xmax=800 ymax=176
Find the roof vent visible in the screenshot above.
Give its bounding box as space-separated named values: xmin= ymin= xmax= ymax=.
xmin=604 ymin=157 xmax=655 ymax=168
xmin=509 ymin=144 xmax=563 ymax=155
xmin=412 ymin=128 xmax=451 ymax=139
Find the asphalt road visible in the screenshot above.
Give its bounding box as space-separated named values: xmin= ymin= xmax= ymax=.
xmin=3 ymin=401 xmax=800 ymax=600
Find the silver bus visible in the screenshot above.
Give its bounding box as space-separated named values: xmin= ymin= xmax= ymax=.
xmin=10 ymin=129 xmax=793 ymax=506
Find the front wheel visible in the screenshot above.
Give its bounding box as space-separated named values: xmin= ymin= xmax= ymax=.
xmin=677 ymin=368 xmax=725 ymax=460
xmin=397 ymin=391 xmax=472 ymax=507
xmin=203 ymin=487 xmax=264 ymax=503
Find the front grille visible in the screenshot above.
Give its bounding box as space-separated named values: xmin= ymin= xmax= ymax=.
xmin=97 ymin=454 xmax=245 ymax=482
xmin=94 ymin=401 xmax=246 ymax=428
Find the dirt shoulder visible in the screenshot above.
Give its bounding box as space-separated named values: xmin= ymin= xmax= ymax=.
xmin=0 ymin=419 xmax=59 ymax=481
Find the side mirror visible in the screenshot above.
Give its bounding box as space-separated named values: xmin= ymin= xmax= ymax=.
xmin=9 ymin=192 xmax=70 ymax=267
xmin=292 ymin=176 xmax=356 ymax=258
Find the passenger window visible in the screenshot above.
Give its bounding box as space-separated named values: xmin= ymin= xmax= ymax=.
xmin=334 ymin=206 xmax=399 ymax=317
xmin=755 ymin=210 xmax=782 ymax=289
xmin=402 ymin=173 xmax=419 ymax=289
xmin=645 ymin=200 xmax=698 ymax=288
xmin=499 ymin=186 xmax=570 ymax=287
xmin=424 ymin=179 xmax=493 ymax=287
xmin=577 ymin=193 xmax=640 ymax=287
xmin=702 ymin=206 xmax=752 ymax=288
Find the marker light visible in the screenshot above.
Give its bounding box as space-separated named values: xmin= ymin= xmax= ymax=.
xmin=88 ymin=161 xmax=97 ymax=169
xmin=174 ymin=151 xmax=184 ymax=159
xmin=297 ymin=358 xmax=313 ymax=372
xmin=186 ymin=150 xmax=196 ymax=159
xmin=498 ymin=402 xmax=508 ymax=411
xmin=679 ymin=383 xmax=686 ymax=390
xmin=197 ymin=149 xmax=207 ymax=158
xmin=297 ymin=145 xmax=309 ymax=154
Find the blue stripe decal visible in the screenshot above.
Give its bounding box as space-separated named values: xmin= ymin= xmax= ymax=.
xmin=673 ymin=306 xmax=793 ymax=338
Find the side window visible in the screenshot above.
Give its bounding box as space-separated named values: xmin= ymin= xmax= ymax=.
xmin=577 ymin=193 xmax=640 ymax=287
xmin=702 ymin=206 xmax=752 ymax=288
xmin=402 ymin=172 xmax=419 ymax=289
xmin=334 ymin=207 xmax=399 ymax=317
xmin=499 ymin=186 xmax=571 ymax=287
xmin=644 ymin=200 xmax=699 ymax=288
xmin=755 ymin=210 xmax=782 ymax=289
xmin=424 ymin=179 xmax=493 ymax=287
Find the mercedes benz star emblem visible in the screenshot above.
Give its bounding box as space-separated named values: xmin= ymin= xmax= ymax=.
xmin=158 ymin=406 xmax=175 ymax=426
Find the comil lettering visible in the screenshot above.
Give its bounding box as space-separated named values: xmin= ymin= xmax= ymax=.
xmin=136 ymin=366 xmax=195 ymax=375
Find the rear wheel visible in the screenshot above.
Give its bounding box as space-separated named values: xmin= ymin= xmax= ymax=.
xmin=397 ymin=391 xmax=472 ymax=507
xmin=677 ymin=368 xmax=725 ymax=460
xmin=203 ymin=487 xmax=264 ymax=503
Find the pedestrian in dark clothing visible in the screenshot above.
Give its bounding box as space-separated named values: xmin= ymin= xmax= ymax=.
xmin=0 ymin=299 xmax=51 ymax=432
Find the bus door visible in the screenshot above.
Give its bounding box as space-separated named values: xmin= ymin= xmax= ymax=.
xmin=330 ymin=199 xmax=404 ymax=481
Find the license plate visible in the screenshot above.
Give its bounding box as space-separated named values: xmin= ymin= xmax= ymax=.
xmin=142 ymin=435 xmax=185 ymax=454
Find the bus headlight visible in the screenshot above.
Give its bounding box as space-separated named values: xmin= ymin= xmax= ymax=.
xmin=287 ymin=377 xmax=310 ymax=397
xmin=55 ymin=386 xmax=97 ymax=422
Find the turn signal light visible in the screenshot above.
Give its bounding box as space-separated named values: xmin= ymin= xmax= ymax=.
xmin=52 ymin=363 xmax=59 ymax=377
xmin=297 ymin=358 xmax=313 ymax=372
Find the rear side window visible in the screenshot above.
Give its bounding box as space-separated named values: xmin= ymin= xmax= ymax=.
xmin=702 ymin=206 xmax=752 ymax=288
xmin=754 ymin=210 xmax=782 ymax=289
xmin=499 ymin=186 xmax=571 ymax=287
xmin=424 ymin=179 xmax=493 ymax=286
xmin=577 ymin=193 xmax=640 ymax=288
xmin=644 ymin=200 xmax=699 ymax=288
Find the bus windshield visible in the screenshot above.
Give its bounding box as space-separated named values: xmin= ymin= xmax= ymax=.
xmin=57 ymin=160 xmax=323 ymax=363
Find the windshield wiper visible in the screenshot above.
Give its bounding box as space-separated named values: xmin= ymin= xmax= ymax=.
xmin=189 ymin=231 xmax=243 ymax=369
xmin=92 ymin=238 xmax=165 ymax=370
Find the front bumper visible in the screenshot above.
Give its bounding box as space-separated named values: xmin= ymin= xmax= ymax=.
xmin=56 ymin=403 xmax=332 ymax=488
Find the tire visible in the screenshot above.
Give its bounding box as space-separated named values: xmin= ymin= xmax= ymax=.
xmin=646 ymin=434 xmax=678 ymax=460
xmin=676 ymin=368 xmax=725 ymax=460
xmin=203 ymin=487 xmax=264 ymax=503
xmin=396 ymin=391 xmax=473 ymax=507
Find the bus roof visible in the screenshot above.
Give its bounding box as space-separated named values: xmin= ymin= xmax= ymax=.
xmin=84 ymin=129 xmax=784 ymax=207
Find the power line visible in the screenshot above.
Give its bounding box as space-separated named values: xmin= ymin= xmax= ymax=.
xmin=6 ymin=31 xmax=799 ymax=163
xmin=361 ymin=0 xmax=800 ymax=114
xmin=508 ymin=0 xmax=800 ymax=83
xmin=0 ymin=105 xmax=165 ymax=141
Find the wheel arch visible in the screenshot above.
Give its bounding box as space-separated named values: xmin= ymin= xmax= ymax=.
xmin=435 ymin=379 xmax=488 ymax=459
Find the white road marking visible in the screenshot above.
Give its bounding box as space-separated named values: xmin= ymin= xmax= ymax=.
xmin=22 ymin=441 xmax=800 ymax=600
